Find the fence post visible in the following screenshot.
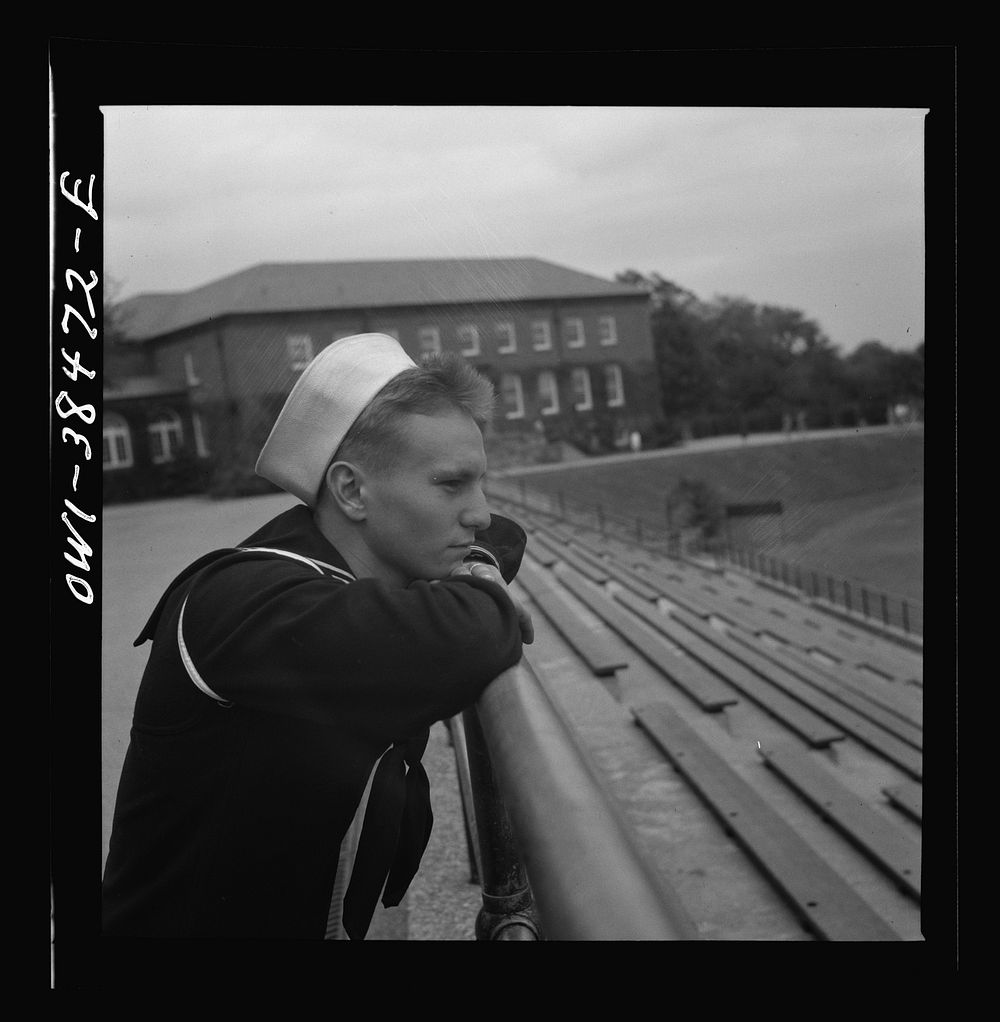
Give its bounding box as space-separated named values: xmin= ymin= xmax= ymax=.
xmin=881 ymin=593 xmax=890 ymax=627
xmin=828 ymin=576 xmax=835 ymax=602
xmin=861 ymin=588 xmax=869 ymax=619
xmin=844 ymin=581 xmax=852 ymax=612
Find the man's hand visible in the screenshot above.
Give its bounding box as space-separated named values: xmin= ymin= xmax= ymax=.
xmin=450 ymin=562 xmax=535 ymax=645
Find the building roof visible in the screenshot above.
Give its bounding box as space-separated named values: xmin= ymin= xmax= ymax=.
xmin=116 ymin=258 xmax=649 ymax=341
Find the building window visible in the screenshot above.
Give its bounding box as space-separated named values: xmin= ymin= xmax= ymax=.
xmin=287 ymin=334 xmax=314 ymax=371
xmin=184 ymin=351 xmax=201 ymax=387
xmin=604 ymin=363 xmax=625 ymax=407
xmin=457 ymin=324 xmax=481 ymax=357
xmin=571 ymin=367 xmax=593 ymax=411
xmin=418 ymin=326 xmax=442 ymax=359
xmin=102 ymin=413 xmax=133 ymax=470
xmin=537 ymin=370 xmax=560 ymax=416
xmin=192 ymin=412 xmax=210 ymax=458
xmin=598 ymin=316 xmax=618 ymax=346
xmin=147 ymin=409 xmax=184 ymax=465
xmin=563 ymin=317 xmax=585 ymax=349
xmin=531 ymin=320 xmax=552 ymax=351
xmin=500 ymin=373 xmax=525 ymax=420
xmin=495 ymin=322 xmax=517 ymax=354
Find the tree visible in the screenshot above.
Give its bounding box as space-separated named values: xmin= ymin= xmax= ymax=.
xmin=618 ymin=268 xmax=914 ymax=437
xmin=666 ymin=476 xmax=725 ymax=541
xmin=844 ymin=340 xmax=915 ymax=422
xmin=891 ymin=342 xmax=925 ymax=407
xmin=785 ymin=341 xmax=848 ymax=427
xmin=702 ymin=296 xmax=790 ymax=430
xmin=617 ymin=270 xmax=716 ymax=438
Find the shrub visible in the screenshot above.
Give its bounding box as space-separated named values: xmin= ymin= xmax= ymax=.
xmin=666 ymin=476 xmax=726 ymax=540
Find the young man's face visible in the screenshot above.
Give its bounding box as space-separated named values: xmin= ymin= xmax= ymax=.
xmin=358 ymin=410 xmax=492 ymax=586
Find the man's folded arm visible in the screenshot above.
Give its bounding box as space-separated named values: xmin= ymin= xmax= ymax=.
xmin=181 ymin=562 xmax=524 ymax=742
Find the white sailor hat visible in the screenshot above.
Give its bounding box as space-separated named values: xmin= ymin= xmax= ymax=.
xmin=255 ymin=332 xmax=416 ymax=507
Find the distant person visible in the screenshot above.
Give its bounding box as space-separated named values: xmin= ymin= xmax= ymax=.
xmin=629 ymin=430 xmax=642 ymax=453
xmin=101 ymin=334 xmax=533 ymax=940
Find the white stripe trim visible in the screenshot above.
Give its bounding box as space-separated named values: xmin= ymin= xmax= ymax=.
xmin=177 ymin=596 xmax=233 ymax=706
xmin=236 ymin=546 xmax=325 ymax=574
xmin=297 ymin=557 xmax=357 ymax=583
xmin=235 ymin=546 xmax=355 ymax=582
xmin=175 ymin=545 xmax=355 ymax=706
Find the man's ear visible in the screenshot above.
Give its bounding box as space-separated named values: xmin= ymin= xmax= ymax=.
xmin=323 ymin=461 xmax=368 ymax=521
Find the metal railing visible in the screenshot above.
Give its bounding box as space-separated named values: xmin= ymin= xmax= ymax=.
xmin=453 ymin=657 xmax=698 ymax=941
xmin=710 ymin=541 xmax=923 ymax=641
xmin=485 ymin=478 xmax=923 ymax=641
xmin=490 ymin=476 xmax=673 ymax=550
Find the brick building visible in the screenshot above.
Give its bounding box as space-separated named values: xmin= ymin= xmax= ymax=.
xmin=104 ymin=257 xmax=662 ymax=500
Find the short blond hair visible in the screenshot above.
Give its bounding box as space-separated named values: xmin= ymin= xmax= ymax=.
xmin=330 ymin=353 xmax=495 ymax=479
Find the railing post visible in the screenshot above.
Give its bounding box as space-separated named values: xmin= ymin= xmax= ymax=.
xmin=445 ymin=716 xmax=482 ymax=885
xmin=861 ymin=588 xmax=869 ymax=619
xmin=460 ymin=708 xmax=542 ymax=941
xmin=882 ymin=593 xmax=890 ymax=627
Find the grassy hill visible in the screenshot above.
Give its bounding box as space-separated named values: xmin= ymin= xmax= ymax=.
xmin=498 ymin=427 xmax=924 ymax=605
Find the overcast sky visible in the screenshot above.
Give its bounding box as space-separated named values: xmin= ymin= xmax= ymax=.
xmin=101 ymin=105 xmax=927 ymax=353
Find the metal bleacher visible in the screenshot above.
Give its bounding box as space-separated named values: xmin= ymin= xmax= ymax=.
xmin=488 ymin=495 xmax=927 ymax=941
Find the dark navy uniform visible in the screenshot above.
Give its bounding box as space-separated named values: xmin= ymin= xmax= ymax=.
xmin=101 ymin=504 xmax=526 ymax=939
